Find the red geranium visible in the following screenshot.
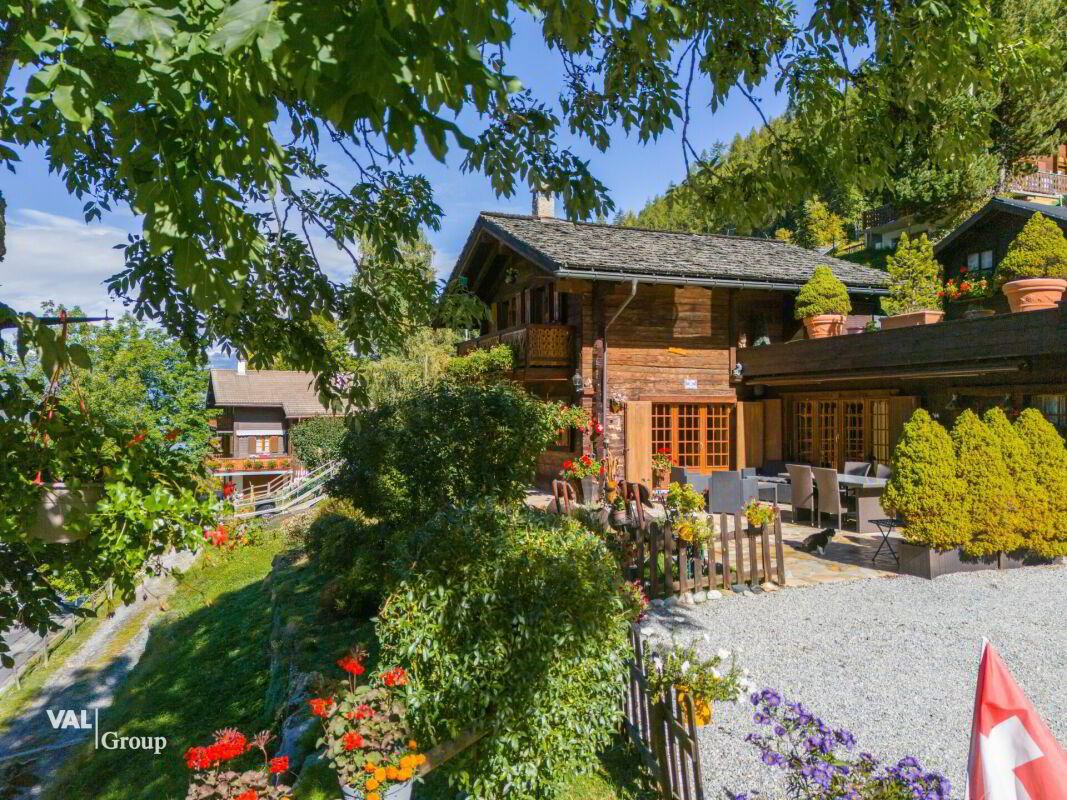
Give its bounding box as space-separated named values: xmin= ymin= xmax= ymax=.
xmin=236 ymin=792 xmax=257 ymax=800
xmin=127 ymin=432 xmax=146 ymax=447
xmin=347 ymin=704 xmax=374 ymax=721
xmin=185 ymin=746 xmax=211 ymax=770
xmin=382 ymin=667 xmax=408 ymax=688
xmin=337 ymin=655 xmax=365 ymax=676
xmin=269 ymin=756 xmax=289 ymax=774
xmin=562 ymin=459 xmax=573 ymax=470
xmin=308 ymin=697 xmax=334 ymax=717
xmin=342 ymin=731 xmax=365 ymax=751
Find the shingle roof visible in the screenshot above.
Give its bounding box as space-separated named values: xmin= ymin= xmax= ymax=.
xmin=934 ymin=197 xmax=1067 ymax=255
xmin=457 ymin=213 xmax=890 ymax=292
xmin=207 ymin=369 xmax=332 ymax=418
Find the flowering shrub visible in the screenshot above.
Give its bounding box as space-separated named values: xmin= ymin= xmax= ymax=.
xmin=652 ymin=447 xmax=673 ymax=473
xmin=644 ymin=642 xmax=750 ymax=713
xmin=561 ymin=453 xmax=603 ymax=480
xmin=312 ymin=646 xmax=426 ymax=795
xmin=735 ymin=688 xmax=951 ymax=799
xmin=665 ymin=482 xmax=704 ymax=517
xmin=619 ymin=579 xmax=649 ymax=622
xmin=184 ymin=729 xmax=292 ymax=800
xmin=674 ymin=516 xmax=714 ymax=545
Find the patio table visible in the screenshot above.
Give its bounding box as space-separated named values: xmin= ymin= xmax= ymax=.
xmin=776 ymin=473 xmax=888 ymax=533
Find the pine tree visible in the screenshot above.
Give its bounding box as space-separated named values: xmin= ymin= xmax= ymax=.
xmin=794 ymin=266 xmax=852 ymax=319
xmin=881 ymin=232 xmax=943 ymax=316
xmin=996 ymin=212 xmax=1067 ymax=285
xmin=982 ymin=408 xmax=1049 ymax=554
xmin=1014 ymin=409 xmax=1067 ymax=558
xmin=882 ymin=409 xmax=968 ymax=550
xmin=952 ymin=410 xmax=1016 ymax=557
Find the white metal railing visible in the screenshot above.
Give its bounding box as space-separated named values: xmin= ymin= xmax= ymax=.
xmin=230 ymin=460 xmax=340 ymax=519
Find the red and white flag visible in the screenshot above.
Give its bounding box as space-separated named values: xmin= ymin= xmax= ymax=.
xmin=966 ymin=640 xmax=1067 ymax=800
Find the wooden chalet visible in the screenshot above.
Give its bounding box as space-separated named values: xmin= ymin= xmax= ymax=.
xmin=449 ymin=197 xmax=892 ymax=487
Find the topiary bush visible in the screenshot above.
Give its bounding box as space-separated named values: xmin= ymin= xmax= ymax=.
xmin=995 ymin=212 xmax=1067 ymax=285
xmin=951 ymin=410 xmax=1016 ymax=557
xmin=882 ymin=409 xmax=968 ymax=550
xmin=1014 ymin=409 xmax=1067 ymax=558
xmin=377 ymin=504 xmax=630 ymax=800
xmin=794 ymin=265 xmax=852 ymax=319
xmin=982 ymin=408 xmax=1050 ymax=556
xmin=881 ymin=232 xmax=942 ymax=315
xmin=290 ymin=415 xmax=348 ymax=470
xmin=332 ymin=381 xmax=565 ymax=528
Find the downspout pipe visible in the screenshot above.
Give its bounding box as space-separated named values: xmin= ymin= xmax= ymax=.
xmin=601 ymin=279 xmax=639 ymax=448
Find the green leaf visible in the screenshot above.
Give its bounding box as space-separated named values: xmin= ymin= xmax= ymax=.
xmin=67 ymin=343 xmax=93 ymax=370
xmin=106 ymin=7 xmax=177 ymax=45
xmin=208 ymin=0 xmax=281 ymax=56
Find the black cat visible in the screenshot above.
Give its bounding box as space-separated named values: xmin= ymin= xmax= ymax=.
xmin=800 ymin=527 xmax=836 ymax=555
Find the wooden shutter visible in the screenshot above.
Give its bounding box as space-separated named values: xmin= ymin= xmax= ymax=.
xmin=625 ymin=401 xmax=652 ymax=488
xmin=270 ymin=435 xmax=280 ymax=454
xmin=737 ymin=401 xmax=764 ymax=469
xmin=888 ymin=396 xmax=919 ymax=455
xmin=762 ymin=399 xmax=783 ymax=461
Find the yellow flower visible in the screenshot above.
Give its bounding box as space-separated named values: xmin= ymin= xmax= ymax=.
xmin=374 ymin=767 xmax=387 ymax=782
xmin=365 ymin=779 xmax=380 ymax=791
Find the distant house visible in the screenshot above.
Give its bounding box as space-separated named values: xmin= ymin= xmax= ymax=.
xmin=206 ymin=363 xmax=333 ymax=492
xmin=934 ymin=198 xmax=1067 ymax=292
xmin=449 ymin=196 xmax=890 ymax=486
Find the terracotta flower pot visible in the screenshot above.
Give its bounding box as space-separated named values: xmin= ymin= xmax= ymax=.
xmin=652 ymin=468 xmax=670 ymax=490
xmin=880 ymin=309 xmax=944 ymax=330
xmin=801 ymin=314 xmax=845 ymax=339
xmin=1001 ymin=277 xmax=1066 ymax=313
xmin=30 ymin=482 xmax=102 ymax=544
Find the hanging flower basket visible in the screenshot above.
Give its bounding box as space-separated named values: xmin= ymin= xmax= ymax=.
xmin=29 ymin=482 xmax=101 ymax=544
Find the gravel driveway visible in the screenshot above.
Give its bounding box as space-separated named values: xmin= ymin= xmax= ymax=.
xmin=641 ymin=566 xmax=1067 ymax=799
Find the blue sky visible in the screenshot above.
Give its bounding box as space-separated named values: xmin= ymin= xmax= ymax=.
xmin=0 ymin=12 xmax=791 ymax=318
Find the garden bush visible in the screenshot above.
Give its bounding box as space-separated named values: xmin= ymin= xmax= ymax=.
xmin=995 ymin=212 xmax=1067 ymax=285
xmin=883 ymin=409 xmax=968 ymax=550
xmin=332 ymin=381 xmax=566 ymax=527
xmin=982 ymin=408 xmax=1050 ymax=554
xmin=377 ymin=504 xmax=631 ymax=800
xmin=303 ymin=500 xmax=390 ymax=620
xmin=290 ymin=416 xmax=348 ymax=470
xmin=951 ymin=410 xmax=1016 ymax=557
xmin=881 ymin=232 xmax=942 ymax=316
xmin=794 ymin=265 xmax=851 ymax=319
xmin=443 ymin=343 xmax=514 ymax=383
xmin=1014 ymin=409 xmax=1067 ymax=558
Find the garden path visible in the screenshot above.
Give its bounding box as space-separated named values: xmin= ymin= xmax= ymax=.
xmin=0 ymin=550 xmax=196 ymax=796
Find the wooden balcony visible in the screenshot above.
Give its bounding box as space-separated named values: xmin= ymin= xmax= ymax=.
xmin=861 ymin=203 xmax=900 ymax=230
xmin=1009 ymin=171 xmax=1067 ymax=197
xmin=457 ymin=323 xmax=575 ymax=369
xmin=736 ymin=305 xmax=1066 ymax=386
xmin=208 ymin=455 xmax=293 ymax=473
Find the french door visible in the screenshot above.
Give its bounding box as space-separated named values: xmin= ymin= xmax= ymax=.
xmin=652 ymin=402 xmax=734 ymax=472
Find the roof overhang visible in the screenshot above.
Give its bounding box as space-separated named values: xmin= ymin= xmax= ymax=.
xmin=553 ymin=267 xmax=889 ymax=296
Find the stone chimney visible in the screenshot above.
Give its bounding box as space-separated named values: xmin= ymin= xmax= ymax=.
xmin=236 ymin=358 xmax=247 ymax=375
xmin=532 ymin=189 xmax=555 ymax=219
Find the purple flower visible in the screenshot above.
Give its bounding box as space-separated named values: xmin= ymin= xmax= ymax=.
xmin=773 ymin=725 xmax=786 ymax=737
xmin=753 ymin=712 xmax=771 ymax=725
xmin=760 ymin=749 xmax=785 ymax=767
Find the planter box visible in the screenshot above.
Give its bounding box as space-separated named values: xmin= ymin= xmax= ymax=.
xmin=578 ymin=476 xmax=600 ymax=505
xmin=897 ymin=541 xmax=998 ymax=580
xmin=998 ymin=552 xmax=1060 ymax=570
xmin=880 ymin=310 xmax=944 ymax=330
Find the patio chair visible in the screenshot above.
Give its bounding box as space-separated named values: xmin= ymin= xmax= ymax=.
xmin=709 ymin=471 xmax=760 ymax=516
xmin=812 ymin=467 xmax=849 ymax=530
xmin=551 ymin=480 xmax=577 ymax=515
xmin=843 ymin=460 xmax=871 ymax=477
xmin=873 ymin=463 xmax=892 ymax=479
xmin=786 ymin=464 xmax=816 ymax=525
xmin=756 ymin=460 xmax=786 ymax=477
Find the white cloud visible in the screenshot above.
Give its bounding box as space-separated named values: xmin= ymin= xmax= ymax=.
xmin=1 ymin=208 xmax=129 ymax=317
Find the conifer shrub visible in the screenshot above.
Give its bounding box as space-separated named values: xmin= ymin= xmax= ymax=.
xmin=995 ymin=212 xmax=1067 ymax=285
xmin=378 ymin=504 xmax=630 ymax=800
xmin=982 ymin=408 xmax=1050 ymax=555
xmin=881 ymin=232 xmax=942 ymax=315
xmin=951 ymin=410 xmax=1016 ymax=557
xmin=1014 ymin=409 xmax=1067 ymax=558
xmin=794 ymin=265 xmax=852 ymax=319
xmin=883 ymin=409 xmax=968 ymax=550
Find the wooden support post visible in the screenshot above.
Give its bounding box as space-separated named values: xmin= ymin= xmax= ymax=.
xmin=719 ymin=513 xmax=730 ymax=590
xmin=774 ymin=515 xmax=787 ymax=586
xmin=747 ymin=527 xmax=759 ymax=588
xmin=733 ymin=512 xmax=745 ymax=586
xmin=664 ymin=524 xmax=676 ymax=597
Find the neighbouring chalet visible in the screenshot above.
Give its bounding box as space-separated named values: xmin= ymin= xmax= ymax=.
xmin=450 ymin=196 xmax=1067 ymax=489
xmin=206 ymin=364 xmax=333 ymax=492
xmin=448 ymin=197 xmax=892 ymax=487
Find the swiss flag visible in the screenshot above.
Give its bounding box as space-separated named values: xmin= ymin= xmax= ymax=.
xmin=965 ymin=640 xmax=1067 ymax=800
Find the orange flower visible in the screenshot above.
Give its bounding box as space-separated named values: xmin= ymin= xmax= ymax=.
xmin=363 ymin=762 xmax=377 ymax=774
xmin=407 ymin=739 xmax=418 ymax=750
xmin=374 ymin=767 xmax=387 ymax=782
xmin=399 ymin=755 xmax=413 ymax=770
xmin=365 ymin=779 xmax=380 ymax=791
xmin=398 ymin=767 xmax=413 ymax=781
xmin=367 ymin=794 xmax=380 ymax=800
xmin=415 ymin=754 xmax=427 ymax=766
xmin=385 ymin=766 xmax=399 ymax=780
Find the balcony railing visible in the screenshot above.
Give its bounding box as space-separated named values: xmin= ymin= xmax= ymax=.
xmin=1009 ymin=171 xmax=1067 ymax=197
xmin=861 ymin=203 xmax=901 ymax=230
xmin=457 ymin=323 xmax=575 ymax=369
xmin=208 ymin=455 xmax=293 ymax=473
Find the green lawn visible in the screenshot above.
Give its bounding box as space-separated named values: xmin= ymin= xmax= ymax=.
xmin=44 ymin=524 xmax=655 ymax=800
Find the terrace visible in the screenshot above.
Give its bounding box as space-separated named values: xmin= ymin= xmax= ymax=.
xmin=456 ymin=322 xmax=575 ymax=370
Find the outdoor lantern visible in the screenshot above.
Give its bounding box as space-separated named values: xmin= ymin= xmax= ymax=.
xmin=571 ymin=371 xmax=584 ymax=392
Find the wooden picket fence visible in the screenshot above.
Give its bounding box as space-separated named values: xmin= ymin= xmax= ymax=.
xmin=626 ymin=512 xmax=786 ymax=598
xmin=623 ymin=624 xmax=705 ymax=800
